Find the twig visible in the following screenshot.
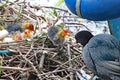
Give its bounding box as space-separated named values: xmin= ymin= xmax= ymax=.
xmin=2 ymin=71 xmax=14 ymax=80
xmin=39 ymin=51 xmax=46 ymax=69
xmin=39 ymin=69 xmax=66 ymax=76
xmin=55 ymin=54 xmax=81 ymax=71
xmin=25 ymin=42 xmax=34 ymax=57
xmin=67 ymin=43 xmax=74 ymax=80
xmin=0 ymin=66 xmax=30 ymax=71
xmin=18 ymin=49 xmax=42 ymax=79
xmin=30 ymin=5 xmax=68 ymax=12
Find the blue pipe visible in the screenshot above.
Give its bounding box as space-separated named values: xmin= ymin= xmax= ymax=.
xmin=65 ymin=0 xmax=120 ymax=21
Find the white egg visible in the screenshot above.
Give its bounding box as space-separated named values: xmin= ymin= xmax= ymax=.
xmin=0 ymin=30 xmax=9 ymax=39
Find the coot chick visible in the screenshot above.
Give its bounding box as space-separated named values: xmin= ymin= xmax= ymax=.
xmin=47 ymin=27 xmax=69 ymax=46
xmin=75 ymin=30 xmax=120 ymax=80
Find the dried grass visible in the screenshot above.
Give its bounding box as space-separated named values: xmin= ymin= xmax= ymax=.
xmin=0 ymin=1 xmax=91 ymax=80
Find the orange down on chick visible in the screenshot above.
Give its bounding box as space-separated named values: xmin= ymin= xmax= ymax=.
xmin=23 ymin=22 xmax=34 ymax=31
xmin=13 ymin=33 xmax=22 ymax=41
xmin=13 ymin=29 xmax=33 ymax=41
xmin=47 ymin=27 xmax=69 ymax=46
xmin=21 ymin=29 xmax=33 ymax=38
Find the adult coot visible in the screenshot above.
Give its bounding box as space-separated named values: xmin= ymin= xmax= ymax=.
xmin=75 ymin=30 xmax=120 ymax=80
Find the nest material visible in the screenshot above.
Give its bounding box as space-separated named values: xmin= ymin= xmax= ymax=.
xmin=0 ymin=38 xmax=85 ymax=80
xmin=0 ymin=1 xmax=91 ymax=80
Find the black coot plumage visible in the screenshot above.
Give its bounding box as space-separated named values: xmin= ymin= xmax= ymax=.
xmin=75 ymin=30 xmax=120 ymax=80
xmin=5 ymin=23 xmax=22 ymax=34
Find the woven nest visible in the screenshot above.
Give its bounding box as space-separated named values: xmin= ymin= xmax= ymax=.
xmin=0 ymin=38 xmax=87 ymax=80
xmin=0 ymin=1 xmax=91 ymax=80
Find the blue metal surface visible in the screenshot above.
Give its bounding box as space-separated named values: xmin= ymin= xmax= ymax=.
xmin=64 ymin=0 xmax=120 ymax=21
xmin=108 ymin=18 xmax=120 ymax=41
